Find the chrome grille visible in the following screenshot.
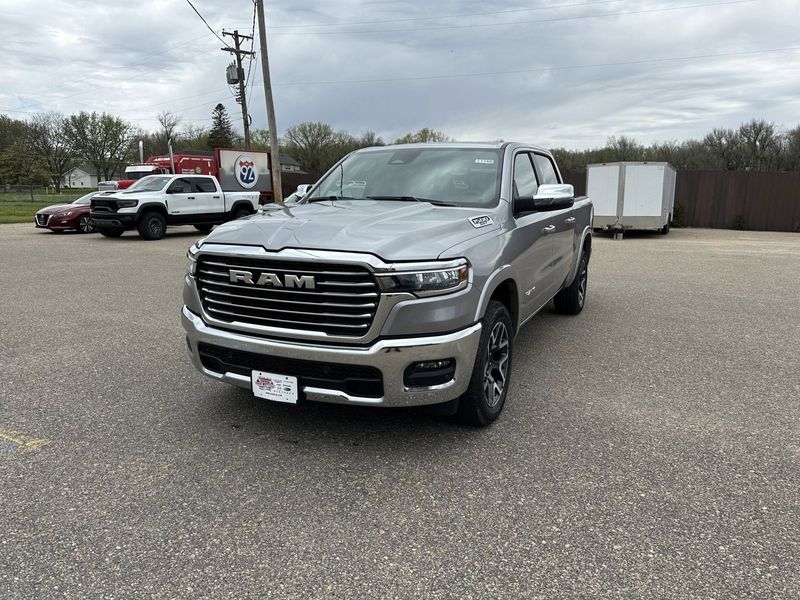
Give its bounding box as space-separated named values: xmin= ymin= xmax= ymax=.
xmin=196 ymin=255 xmax=379 ymax=337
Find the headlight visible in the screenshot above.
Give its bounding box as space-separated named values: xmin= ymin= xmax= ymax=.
xmin=54 ymin=210 xmax=74 ymax=217
xmin=186 ymin=245 xmax=199 ymax=275
xmin=117 ymin=199 xmax=138 ymax=208
xmin=376 ymin=260 xmax=469 ymax=297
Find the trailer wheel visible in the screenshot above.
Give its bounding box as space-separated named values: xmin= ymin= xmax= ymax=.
xmin=660 ymin=222 xmax=670 ymax=235
xmin=554 ymin=251 xmax=588 ymax=315
xmin=456 ymin=300 xmax=513 ymax=427
xmin=138 ymin=211 xmax=166 ymax=240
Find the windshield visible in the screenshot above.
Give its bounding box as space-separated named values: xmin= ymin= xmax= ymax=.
xmin=72 ymin=192 xmax=97 ymax=205
xmin=307 ymin=147 xmax=503 ymax=207
xmin=125 ymin=170 xmax=155 ymax=180
xmin=126 ymin=175 xmax=172 ymax=192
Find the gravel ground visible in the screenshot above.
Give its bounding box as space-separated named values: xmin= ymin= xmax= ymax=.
xmin=1 ymin=223 xmax=798 ymax=599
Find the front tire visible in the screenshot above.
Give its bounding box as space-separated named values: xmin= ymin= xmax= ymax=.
xmin=456 ymin=300 xmax=513 ymax=426
xmin=554 ymin=251 xmax=588 ymax=315
xmin=99 ymin=228 xmax=124 ymax=238
xmin=77 ymin=215 xmax=95 ymax=234
xmin=138 ymin=211 xmax=167 ymax=240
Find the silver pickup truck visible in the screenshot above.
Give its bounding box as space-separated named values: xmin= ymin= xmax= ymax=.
xmin=182 ymin=142 xmax=593 ymax=425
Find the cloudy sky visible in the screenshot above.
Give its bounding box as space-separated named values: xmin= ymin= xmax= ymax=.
xmin=1 ymin=0 xmax=798 ymax=149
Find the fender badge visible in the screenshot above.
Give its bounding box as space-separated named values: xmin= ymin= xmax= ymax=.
xmin=469 ymin=215 xmax=493 ymax=228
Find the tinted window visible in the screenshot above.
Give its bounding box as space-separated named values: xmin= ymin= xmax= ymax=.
xmin=533 ymin=154 xmax=559 ymax=185
xmin=167 ymin=178 xmax=192 ymax=194
xmin=513 ymin=153 xmax=538 ymax=198
xmin=193 ymin=177 xmax=217 ymax=193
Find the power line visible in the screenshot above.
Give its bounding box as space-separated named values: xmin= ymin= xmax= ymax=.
xmin=185 ymin=0 xmax=227 ymax=45
xmin=269 ymin=0 xmax=630 ymax=29
xmin=270 ymin=0 xmax=756 ymax=36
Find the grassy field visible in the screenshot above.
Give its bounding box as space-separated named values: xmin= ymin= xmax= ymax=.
xmin=0 ymin=190 xmax=88 ymax=224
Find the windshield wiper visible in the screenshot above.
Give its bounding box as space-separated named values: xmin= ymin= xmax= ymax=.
xmin=306 ymin=195 xmax=358 ymax=202
xmin=365 ymin=195 xmax=457 ymax=207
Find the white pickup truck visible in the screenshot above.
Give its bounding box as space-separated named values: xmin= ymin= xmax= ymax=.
xmin=90 ymin=174 xmax=260 ymax=240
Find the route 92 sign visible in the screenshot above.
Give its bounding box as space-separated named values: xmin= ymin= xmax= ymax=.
xmin=235 ymin=154 xmax=258 ymax=189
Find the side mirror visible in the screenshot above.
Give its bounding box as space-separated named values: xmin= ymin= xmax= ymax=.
xmin=295 ymin=184 xmax=312 ymax=198
xmin=533 ymin=184 xmax=574 ymax=210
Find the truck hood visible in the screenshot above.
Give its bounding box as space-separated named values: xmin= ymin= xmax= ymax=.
xmin=201 ymin=200 xmax=501 ymax=261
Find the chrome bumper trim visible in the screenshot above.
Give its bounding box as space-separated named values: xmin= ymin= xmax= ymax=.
xmin=181 ymin=306 xmax=482 ymax=407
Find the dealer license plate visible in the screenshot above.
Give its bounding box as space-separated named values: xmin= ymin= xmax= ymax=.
xmin=251 ymin=370 xmax=298 ymax=404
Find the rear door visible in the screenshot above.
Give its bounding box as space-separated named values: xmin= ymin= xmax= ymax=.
xmin=534 ymin=153 xmax=575 ymax=288
xmin=165 ymin=177 xmax=198 ymax=219
xmin=192 ymin=176 xmax=223 ymax=215
xmin=507 ymin=151 xmax=556 ymax=319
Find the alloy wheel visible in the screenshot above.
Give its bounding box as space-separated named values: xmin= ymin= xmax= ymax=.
xmin=483 ymin=321 xmax=510 ymax=408
xmin=577 ymin=259 xmax=588 ymax=308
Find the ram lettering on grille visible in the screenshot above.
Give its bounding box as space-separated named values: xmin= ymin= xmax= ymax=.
xmin=228 ymin=269 xmax=315 ymax=289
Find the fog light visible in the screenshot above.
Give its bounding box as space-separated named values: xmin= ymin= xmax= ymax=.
xmin=404 ymin=358 xmax=456 ymax=388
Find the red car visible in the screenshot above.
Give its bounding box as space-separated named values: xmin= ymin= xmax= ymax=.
xmin=35 ymin=191 xmax=103 ymax=233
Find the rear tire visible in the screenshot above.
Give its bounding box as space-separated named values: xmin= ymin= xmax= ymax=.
xmin=138 ymin=211 xmax=167 ymax=240
xmin=99 ymin=228 xmax=124 ymax=238
xmin=554 ymin=251 xmax=588 ymax=315
xmin=660 ymin=222 xmax=670 ymax=235
xmin=456 ymin=300 xmax=513 ymax=427
xmin=232 ymin=207 xmax=250 ymax=220
xmin=194 ymin=224 xmax=214 ymax=233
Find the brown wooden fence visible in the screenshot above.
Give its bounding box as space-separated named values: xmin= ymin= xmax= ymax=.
xmin=562 ymin=170 xmax=800 ymax=232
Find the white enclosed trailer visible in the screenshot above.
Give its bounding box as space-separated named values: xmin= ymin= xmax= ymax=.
xmin=587 ymin=162 xmax=676 ymax=234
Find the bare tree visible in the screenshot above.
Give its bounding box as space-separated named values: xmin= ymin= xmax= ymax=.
xmin=157 ymin=111 xmax=182 ymax=144
xmin=27 ymin=112 xmax=73 ymax=191
xmin=738 ymin=119 xmax=780 ymax=170
xmin=704 ymin=128 xmax=744 ymax=170
xmin=394 ymin=128 xmax=450 ymax=144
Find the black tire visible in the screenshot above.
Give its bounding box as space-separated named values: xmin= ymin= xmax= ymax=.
xmin=232 ymin=206 xmax=250 ymax=220
xmin=660 ymin=222 xmax=670 ymax=235
xmin=77 ymin=215 xmax=95 ymax=234
xmin=554 ymin=251 xmax=588 ymax=315
xmin=99 ymin=228 xmax=124 ymax=238
xmin=194 ymin=224 xmax=214 ymax=233
xmin=456 ymin=300 xmax=513 ymax=427
xmin=138 ymin=211 xmax=167 ymax=240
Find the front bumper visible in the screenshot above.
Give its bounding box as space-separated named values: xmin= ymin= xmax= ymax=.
xmin=90 ymin=212 xmax=137 ymax=229
xmin=181 ymin=306 xmax=482 ymax=407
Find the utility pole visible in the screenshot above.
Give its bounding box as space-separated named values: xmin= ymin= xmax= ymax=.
xmin=255 ymin=0 xmax=283 ymax=203
xmin=221 ymin=30 xmax=254 ymax=148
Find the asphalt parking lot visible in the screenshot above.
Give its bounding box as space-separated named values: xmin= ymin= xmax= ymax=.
xmin=1 ymin=223 xmax=798 ymax=598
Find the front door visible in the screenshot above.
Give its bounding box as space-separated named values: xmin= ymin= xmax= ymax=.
xmin=508 ymin=152 xmax=557 ymax=321
xmin=533 ymin=153 xmax=576 ymax=288
xmin=165 ymin=177 xmax=198 ymax=221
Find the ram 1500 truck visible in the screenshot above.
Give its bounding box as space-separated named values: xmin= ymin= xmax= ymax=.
xmin=90 ymin=174 xmax=260 ymax=240
xmin=182 ymin=143 xmax=593 ymax=425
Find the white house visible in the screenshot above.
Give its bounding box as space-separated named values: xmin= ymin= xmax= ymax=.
xmin=62 ymin=166 xmax=98 ymax=189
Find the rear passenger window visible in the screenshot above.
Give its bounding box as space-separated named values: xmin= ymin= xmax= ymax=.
xmin=513 ymin=153 xmax=538 ymax=198
xmin=194 ymin=178 xmax=217 ymax=193
xmin=533 ymin=154 xmax=559 ymax=185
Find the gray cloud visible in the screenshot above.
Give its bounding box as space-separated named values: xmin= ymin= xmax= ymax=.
xmin=1 ymin=0 xmax=798 ymax=148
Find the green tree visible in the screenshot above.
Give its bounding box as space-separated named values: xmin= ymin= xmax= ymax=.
xmin=282 ymin=121 xmax=357 ymax=173
xmin=250 ymin=128 xmax=271 ymax=151
xmin=64 ymin=111 xmax=133 ymax=180
xmin=394 ymin=128 xmax=450 ymax=144
xmin=0 ymin=140 xmax=48 ymax=198
xmin=207 ymin=103 xmax=237 ymax=149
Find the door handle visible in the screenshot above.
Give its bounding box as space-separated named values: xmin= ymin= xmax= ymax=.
xmin=188 ymin=196 xmax=195 ymax=200
xmin=543 ymin=225 xmax=556 ymax=234
xmin=565 ymin=217 xmax=576 ymax=224
xmin=213 ymin=196 xmax=220 ymax=199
